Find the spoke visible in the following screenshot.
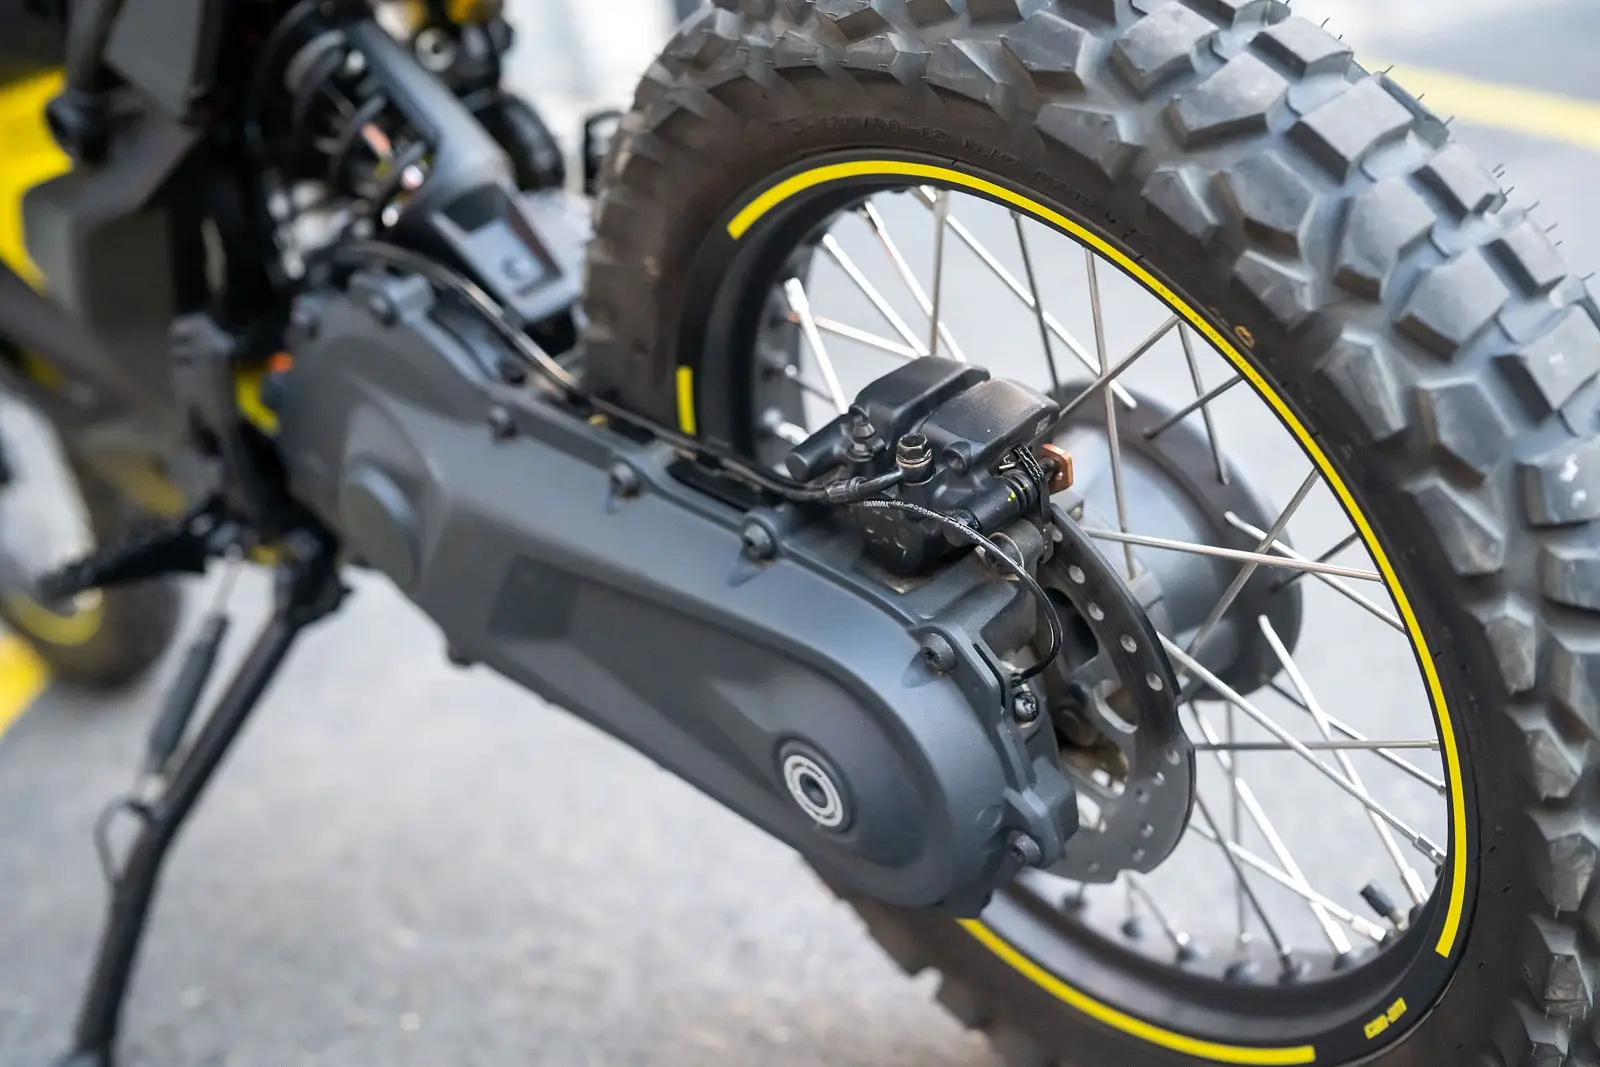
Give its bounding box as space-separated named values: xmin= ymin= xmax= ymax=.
xmin=764 ymin=357 xmax=837 ymax=405
xmin=928 ymin=191 xmax=950 ymax=358
xmin=1013 ymin=213 xmax=1062 ymax=400
xmin=1195 ymin=739 xmax=1440 ymax=753
xmin=1263 ymin=684 xmax=1447 ymax=794
xmin=1191 ymin=705 xmax=1352 ymax=956
xmin=1126 ymin=873 xmax=1196 ymax=959
xmin=782 ymin=312 xmax=920 ymax=361
xmin=1227 ymin=702 xmax=1246 ymax=946
xmin=1261 ymin=618 xmax=1430 ymax=906
xmin=1192 ymin=790 xmax=1295 ymax=972
xmin=821 ymin=234 xmax=930 ymax=359
xmin=1081 ymin=528 xmax=1383 ymax=582
xmin=1182 ymin=470 xmax=1318 ymax=672
xmin=1058 ymin=315 xmax=1180 ymax=421
xmin=759 ymin=408 xmax=809 ymax=446
xmin=913 ymin=187 xmax=1137 ymax=407
xmin=783 ymin=278 xmax=849 ymax=414
xmin=1191 ymin=824 xmax=1389 ymax=943
xmin=1225 ymin=513 xmax=1403 ymax=634
xmin=1274 ymin=531 xmax=1362 ymax=592
xmin=858 ymin=203 xmax=965 ymax=361
xmin=1163 ymin=638 xmax=1448 ymax=866
xmin=1178 ymin=326 xmax=1228 ymax=484
xmin=1144 ymin=375 xmax=1244 ymax=442
xmin=1086 ymin=250 xmax=1137 ymax=578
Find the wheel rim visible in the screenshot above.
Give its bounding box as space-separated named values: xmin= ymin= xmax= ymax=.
xmin=0 ymin=392 xmax=102 ymax=644
xmin=678 ymin=154 xmax=1475 ymax=1062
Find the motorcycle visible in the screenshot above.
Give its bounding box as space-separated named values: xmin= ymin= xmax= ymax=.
xmin=0 ymin=0 xmax=1593 ymax=1065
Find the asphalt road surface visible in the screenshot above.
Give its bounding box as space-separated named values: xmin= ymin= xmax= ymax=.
xmin=5 ymin=3 xmax=1600 ymax=1066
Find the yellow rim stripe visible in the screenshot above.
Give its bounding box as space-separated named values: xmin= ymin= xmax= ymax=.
xmin=675 ymin=365 xmax=698 ymax=435
xmin=960 ymin=919 xmax=1315 ymax=1064
xmin=720 ymin=159 xmax=1471 ymax=1062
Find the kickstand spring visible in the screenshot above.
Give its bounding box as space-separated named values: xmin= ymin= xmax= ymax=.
xmin=53 ymin=528 xmax=347 ymax=1067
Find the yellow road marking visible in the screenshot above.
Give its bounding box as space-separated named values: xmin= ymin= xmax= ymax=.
xmin=1384 ymin=62 xmax=1600 ymax=154
xmin=0 ymin=634 xmax=48 ymax=742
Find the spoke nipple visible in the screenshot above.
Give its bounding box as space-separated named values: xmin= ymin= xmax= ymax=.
xmin=1332 ymin=950 xmax=1357 ymax=972
xmin=1277 ymin=955 xmax=1309 ymax=984
xmin=1223 ymin=960 xmax=1259 ymax=984
xmin=1120 ymin=918 xmax=1147 ymax=941
xmin=1175 ymin=939 xmax=1203 ymax=965
xmin=1060 ymin=887 xmax=1087 ymax=913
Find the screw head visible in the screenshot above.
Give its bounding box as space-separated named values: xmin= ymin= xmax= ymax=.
xmin=487 ymin=405 xmax=516 ymax=441
xmin=1012 ymin=688 xmax=1040 ymax=724
xmin=920 ymin=634 xmax=957 ymax=674
xmin=498 ymin=358 xmax=528 ymax=385
xmin=608 ymin=461 xmax=640 ymax=498
xmin=740 ymin=521 xmax=776 ymax=561
xmin=1006 ymin=830 xmax=1043 ymax=867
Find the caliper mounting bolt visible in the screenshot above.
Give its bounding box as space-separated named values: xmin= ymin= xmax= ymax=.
xmin=895 ymin=432 xmax=935 ymax=484
xmin=920 ymin=634 xmax=957 ymax=674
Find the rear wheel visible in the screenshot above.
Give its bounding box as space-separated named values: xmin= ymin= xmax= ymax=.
xmin=586 ymin=2 xmax=1600 ymax=1064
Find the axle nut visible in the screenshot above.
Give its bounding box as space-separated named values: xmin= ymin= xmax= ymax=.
xmin=781 ymin=751 xmax=848 ymax=830
xmin=1039 ymin=443 xmax=1074 ymax=494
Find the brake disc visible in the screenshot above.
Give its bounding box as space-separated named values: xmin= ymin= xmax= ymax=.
xmin=1037 ymin=507 xmax=1195 ymax=883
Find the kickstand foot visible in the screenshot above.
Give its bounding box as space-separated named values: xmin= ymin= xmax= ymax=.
xmin=51 ymin=529 xmax=345 ymax=1067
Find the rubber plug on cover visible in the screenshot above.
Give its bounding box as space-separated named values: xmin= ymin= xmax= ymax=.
xmin=339 ymin=464 xmax=421 ymax=589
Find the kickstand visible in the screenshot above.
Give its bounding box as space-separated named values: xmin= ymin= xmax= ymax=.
xmin=53 ymin=529 xmax=347 ymax=1067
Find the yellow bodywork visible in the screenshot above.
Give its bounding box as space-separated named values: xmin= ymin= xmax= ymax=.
xmin=0 ymin=69 xmax=70 ymax=286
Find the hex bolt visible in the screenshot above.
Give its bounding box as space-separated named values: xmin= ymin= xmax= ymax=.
xmin=487 ymin=405 xmax=516 ymax=441
xmin=608 ymin=461 xmax=640 ymax=499
xmin=366 ymin=292 xmax=398 ymax=327
xmin=896 ymin=432 xmax=934 ymax=484
xmin=920 ymin=634 xmax=957 ymax=674
xmin=1006 ymin=830 xmax=1043 ymax=867
xmin=498 ymin=358 xmax=528 ymax=386
xmin=846 ymin=413 xmax=880 ymax=463
xmin=1012 ymin=688 xmax=1040 ymax=725
xmin=740 ymin=521 xmax=776 ymax=561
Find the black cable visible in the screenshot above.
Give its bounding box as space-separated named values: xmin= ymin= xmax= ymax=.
xmin=316 ymin=241 xmax=1064 ymax=679
xmin=856 ymin=499 xmax=1064 ymax=682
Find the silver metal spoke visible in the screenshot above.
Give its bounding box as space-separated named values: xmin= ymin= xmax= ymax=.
xmin=1178 ymin=326 xmax=1228 ymax=484
xmin=759 ymin=409 xmax=809 ymax=446
xmin=1192 ymin=790 xmax=1294 ymax=971
xmin=1163 ymin=639 xmax=1448 ymax=866
xmin=782 ymin=312 xmax=920 ymax=361
xmin=858 ymin=203 xmax=966 ymax=362
xmin=1195 ymin=739 xmax=1440 ymax=753
xmin=1086 ymin=250 xmax=1137 ymax=579
xmin=1181 ymin=470 xmax=1318 ymax=671
xmin=1261 ymin=619 xmax=1430 ymax=906
xmin=1013 ymin=212 xmax=1062 ymax=400
xmin=1080 ymin=528 xmax=1383 ymax=582
xmin=913 ymin=186 xmax=1137 ymax=406
xmin=1191 ymin=824 xmax=1390 ymax=943
xmin=783 ymin=278 xmax=849 ymax=414
xmin=1144 ymin=375 xmax=1244 ymax=442
xmin=1126 ymin=873 xmax=1196 ymax=959
xmin=1228 ymin=702 xmax=1246 ymax=946
xmin=1274 ymin=531 xmax=1361 ymax=591
xmin=820 ymin=234 xmax=930 ymax=358
xmin=1058 ymin=315 xmax=1180 ymax=421
xmin=1226 ymin=513 xmax=1403 ymax=634
xmin=764 ymin=358 xmax=837 ymax=405
xmin=1190 ymin=705 xmax=1353 ymax=956
xmin=1265 ymin=684 xmax=1447 ymax=794
xmin=928 ymin=191 xmax=950 ymax=359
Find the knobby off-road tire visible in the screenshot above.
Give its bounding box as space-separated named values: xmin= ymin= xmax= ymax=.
xmin=583 ymin=0 xmax=1600 ymax=1063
